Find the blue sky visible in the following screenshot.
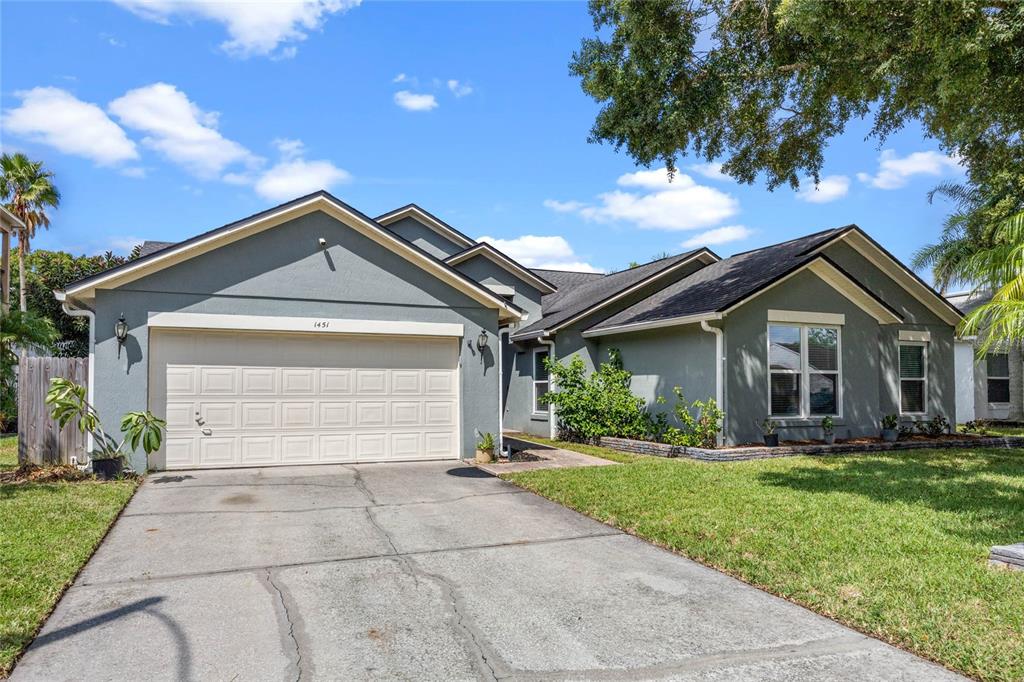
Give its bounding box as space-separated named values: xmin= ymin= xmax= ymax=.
xmin=1 ymin=1 xmax=964 ymax=277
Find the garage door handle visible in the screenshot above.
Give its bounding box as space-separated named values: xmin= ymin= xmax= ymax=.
xmin=200 ymin=428 xmax=212 ymax=436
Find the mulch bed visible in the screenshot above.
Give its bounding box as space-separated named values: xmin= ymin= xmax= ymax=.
xmin=0 ymin=463 xmax=92 ymax=484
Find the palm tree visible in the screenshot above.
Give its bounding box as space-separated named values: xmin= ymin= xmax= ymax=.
xmin=0 ymin=153 xmax=61 ymax=312
xmin=958 ymin=210 xmax=1024 ymax=355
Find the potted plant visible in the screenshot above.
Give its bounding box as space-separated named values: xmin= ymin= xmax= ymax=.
xmin=46 ymin=378 xmax=166 ymax=480
xmin=880 ymin=413 xmax=899 ymax=442
xmin=475 ymin=432 xmax=496 ymax=464
xmin=761 ymin=418 xmax=779 ymax=447
xmin=821 ymin=416 xmax=835 ymax=445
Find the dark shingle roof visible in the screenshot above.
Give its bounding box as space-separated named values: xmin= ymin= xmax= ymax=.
xmin=945 ymin=290 xmax=989 ymax=315
xmin=137 ymin=240 xmax=176 ymax=258
xmin=530 ymin=268 xmax=605 ymax=308
xmin=511 ymin=250 xmax=710 ymax=340
xmin=588 ymin=227 xmax=852 ymax=331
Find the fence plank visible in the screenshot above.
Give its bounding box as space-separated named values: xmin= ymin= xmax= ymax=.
xmin=18 ymin=356 xmax=88 ymax=465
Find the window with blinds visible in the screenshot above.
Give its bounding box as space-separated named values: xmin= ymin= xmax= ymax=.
xmin=899 ymin=343 xmax=926 ymax=414
xmin=768 ymin=324 xmax=840 ymax=417
xmin=533 ymin=349 xmax=550 ymax=414
xmin=986 ymin=353 xmax=1010 ymax=404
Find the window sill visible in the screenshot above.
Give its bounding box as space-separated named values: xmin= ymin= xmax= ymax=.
xmin=530 ymin=413 xmax=549 ymax=421
xmin=770 ymin=417 xmax=844 ymax=427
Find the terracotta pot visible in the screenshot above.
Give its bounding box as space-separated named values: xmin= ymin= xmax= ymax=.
xmin=475 ymin=449 xmax=493 ymax=464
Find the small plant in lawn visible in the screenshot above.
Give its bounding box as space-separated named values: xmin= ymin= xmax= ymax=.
xmin=45 ymin=378 xmax=166 ymax=478
xmin=960 ymin=420 xmax=991 ymax=436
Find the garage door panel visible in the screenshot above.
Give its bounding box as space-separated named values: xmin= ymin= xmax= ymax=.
xmin=281 ymin=435 xmax=317 ymax=463
xmin=241 ymin=402 xmax=277 ymax=428
xmin=319 ymin=435 xmax=353 ymax=462
xmin=241 ymin=368 xmax=277 ymax=394
xmin=240 ymin=436 xmax=278 ymax=464
xmin=154 ymin=330 xmax=460 ymax=469
xmin=200 ymin=367 xmax=236 ymax=394
xmin=281 ymin=402 xmax=316 ymax=428
xmin=199 ymin=438 xmax=236 ymax=466
xmin=355 ymin=433 xmax=386 ymax=460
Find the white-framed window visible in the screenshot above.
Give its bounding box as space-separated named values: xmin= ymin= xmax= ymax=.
xmin=987 ymin=352 xmax=1010 ymax=404
xmin=768 ymin=324 xmax=841 ymax=418
xmin=532 ymin=348 xmax=550 ymax=415
xmin=899 ymin=342 xmax=928 ymax=414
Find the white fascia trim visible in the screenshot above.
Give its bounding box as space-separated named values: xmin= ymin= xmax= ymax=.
xmin=63 ymin=195 xmax=521 ymax=322
xmin=550 ymin=251 xmax=718 ymax=335
xmin=768 ymin=309 xmax=845 ymax=325
xmin=446 ymin=245 xmax=557 ymax=294
xmin=582 ymin=313 xmax=722 ymax=338
xmin=375 ymin=205 xmax=475 ymax=248
xmin=899 ymin=330 xmax=932 ymax=342
xmin=484 ymin=283 xmax=516 ymax=296
xmin=821 ymin=230 xmax=962 ymax=326
xmin=0 ymin=205 xmax=25 ymax=230
xmin=148 ymin=312 xmax=465 ymax=338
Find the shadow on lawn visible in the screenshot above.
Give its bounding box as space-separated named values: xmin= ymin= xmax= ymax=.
xmin=757 ymin=449 xmax=1024 ymax=545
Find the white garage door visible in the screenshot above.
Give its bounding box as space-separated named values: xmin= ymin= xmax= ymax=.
xmin=150 ymin=329 xmax=460 ymax=469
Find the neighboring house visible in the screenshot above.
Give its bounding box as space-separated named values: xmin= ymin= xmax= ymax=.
xmin=55 ymin=191 xmax=961 ymax=471
xmin=0 ymin=205 xmax=23 ymax=314
xmin=946 ymin=290 xmax=1022 ymax=423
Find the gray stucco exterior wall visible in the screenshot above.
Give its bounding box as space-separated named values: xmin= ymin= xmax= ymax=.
xmin=87 ymin=211 xmax=500 ymax=470
xmin=972 ymin=345 xmax=1024 ymax=421
xmin=382 ymin=216 xmax=466 ymax=259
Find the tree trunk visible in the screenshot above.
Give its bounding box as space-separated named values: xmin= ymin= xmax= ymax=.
xmin=17 ymin=235 xmax=26 ymax=313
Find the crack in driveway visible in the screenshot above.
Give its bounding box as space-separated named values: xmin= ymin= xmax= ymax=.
xmin=261 ymin=569 xmax=306 ymax=682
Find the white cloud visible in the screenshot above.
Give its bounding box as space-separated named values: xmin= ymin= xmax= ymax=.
xmin=681 ymin=225 xmax=752 ymax=249
xmin=542 ymin=199 xmax=585 ymax=213
xmin=392 ymin=73 xmax=408 ymax=83
xmin=687 ymin=162 xmax=730 ymax=182
xmin=112 ymin=0 xmax=359 ymax=58
xmin=477 ymin=234 xmax=601 ymax=273
xmin=393 ymin=90 xmax=438 ymax=112
xmin=109 ymin=82 xmax=261 ymax=179
xmin=856 ymin=150 xmax=962 ymax=190
xmin=795 ymin=175 xmax=850 ymax=203
xmin=272 ymin=137 xmax=305 ymax=160
xmin=2 ymin=87 xmax=138 ymax=165
xmin=447 ymin=79 xmax=473 ymax=97
xmin=253 ymin=158 xmax=351 ymax=201
xmin=108 ymin=235 xmax=144 ymax=253
xmin=546 ymin=169 xmax=739 ymax=231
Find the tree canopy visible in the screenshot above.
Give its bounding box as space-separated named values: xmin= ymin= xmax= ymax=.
xmin=572 ymin=0 xmax=1024 ymax=191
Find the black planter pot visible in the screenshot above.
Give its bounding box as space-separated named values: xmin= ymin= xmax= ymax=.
xmin=823 ymin=432 xmax=836 ymax=445
xmin=92 ymin=458 xmax=123 ymax=480
xmin=763 ymin=433 xmax=780 ymax=447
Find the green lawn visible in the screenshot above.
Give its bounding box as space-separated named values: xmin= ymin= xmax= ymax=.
xmin=505 ymin=442 xmax=1024 ymax=681
xmin=0 ymin=437 xmax=138 ymax=677
xmin=979 ymin=424 xmax=1024 ymax=437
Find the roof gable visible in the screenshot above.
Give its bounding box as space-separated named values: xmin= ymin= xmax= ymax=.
xmin=510 ymin=249 xmax=719 ymax=340
xmin=375 ymin=204 xmax=476 ymax=251
xmin=445 ymin=243 xmax=557 ymax=294
xmin=62 ymin=192 xmax=523 ymax=322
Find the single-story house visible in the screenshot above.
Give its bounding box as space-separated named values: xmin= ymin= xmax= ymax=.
xmin=946 ymin=290 xmax=1022 ymax=423
xmin=56 ymin=191 xmax=961 ymax=470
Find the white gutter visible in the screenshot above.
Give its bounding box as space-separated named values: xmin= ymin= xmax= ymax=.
xmin=582 ymin=313 xmax=722 ymax=338
xmin=700 ymin=319 xmax=725 ymax=446
xmin=497 ymin=325 xmax=508 ymax=456
xmin=56 ymin=291 xmax=95 ymax=452
xmin=538 ymin=335 xmax=557 ymax=439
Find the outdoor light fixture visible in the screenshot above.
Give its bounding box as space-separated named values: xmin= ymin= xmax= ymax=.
xmin=114 ymin=314 xmax=129 ymax=357
xmin=476 ymin=329 xmax=489 ymax=353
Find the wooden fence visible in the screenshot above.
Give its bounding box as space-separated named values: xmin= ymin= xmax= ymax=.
xmin=18 ymin=356 xmax=89 ymax=465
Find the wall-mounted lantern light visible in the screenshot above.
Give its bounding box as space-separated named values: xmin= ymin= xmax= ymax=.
xmin=114 ymin=314 xmax=129 ymax=357
xmin=476 ymin=329 xmax=489 ymax=353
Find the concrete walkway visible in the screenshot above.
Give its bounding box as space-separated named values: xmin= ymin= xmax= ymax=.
xmin=13 ymin=462 xmax=962 ymax=681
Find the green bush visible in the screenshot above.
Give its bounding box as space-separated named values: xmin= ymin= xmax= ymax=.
xmin=542 ymin=348 xmax=652 ymax=442
xmin=660 ymin=388 xmax=724 ymax=449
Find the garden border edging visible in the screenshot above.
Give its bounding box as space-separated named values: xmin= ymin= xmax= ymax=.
xmin=600 ymin=435 xmax=1024 ymax=462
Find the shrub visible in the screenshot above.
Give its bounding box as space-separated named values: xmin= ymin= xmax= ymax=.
xmin=542 ymin=348 xmax=652 ymax=442
xmin=661 ymin=388 xmax=724 ymax=448
xmin=916 ymin=414 xmax=949 ymax=437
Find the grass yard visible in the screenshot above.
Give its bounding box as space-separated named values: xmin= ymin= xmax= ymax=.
xmin=0 ymin=436 xmax=138 ymax=677
xmin=505 ymin=441 xmax=1024 ymax=681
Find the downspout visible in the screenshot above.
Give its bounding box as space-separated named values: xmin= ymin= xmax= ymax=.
xmin=700 ymin=319 xmax=725 ymax=446
xmin=497 ymin=325 xmax=508 ymax=457
xmin=56 ymin=291 xmax=96 ymax=453
xmin=538 ymin=335 xmax=556 ymax=439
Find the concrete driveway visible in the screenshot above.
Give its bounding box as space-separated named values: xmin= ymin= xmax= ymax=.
xmin=13 ymin=462 xmax=961 ymax=681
